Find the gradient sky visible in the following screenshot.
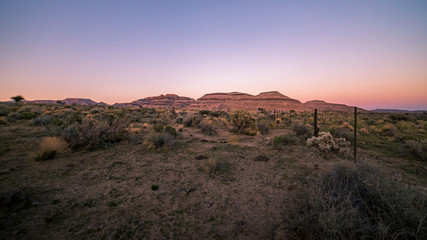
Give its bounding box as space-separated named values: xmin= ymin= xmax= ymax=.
xmin=1 ymin=0 xmax=426 ymax=110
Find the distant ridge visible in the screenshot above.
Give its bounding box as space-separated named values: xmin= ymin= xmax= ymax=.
xmin=6 ymin=91 xmax=372 ymax=112
xmin=371 ymin=109 xmax=426 ymax=113
xmin=22 ymin=98 xmax=105 ymax=106
xmin=114 ymin=94 xmax=195 ymax=108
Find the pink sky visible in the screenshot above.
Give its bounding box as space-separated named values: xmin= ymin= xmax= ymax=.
xmin=1 ymin=1 xmax=426 ymax=110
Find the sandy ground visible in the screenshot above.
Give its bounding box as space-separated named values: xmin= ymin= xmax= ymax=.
xmin=0 ymin=123 xmax=425 ymax=239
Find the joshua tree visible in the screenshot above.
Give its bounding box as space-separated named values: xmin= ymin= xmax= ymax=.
xmin=11 ymin=95 xmax=24 ymax=103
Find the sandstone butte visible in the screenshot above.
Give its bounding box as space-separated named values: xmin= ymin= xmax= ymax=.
xmin=115 ymin=91 xmax=365 ymax=112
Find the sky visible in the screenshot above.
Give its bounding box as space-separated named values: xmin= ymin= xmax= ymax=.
xmin=0 ymin=0 xmax=426 ymax=110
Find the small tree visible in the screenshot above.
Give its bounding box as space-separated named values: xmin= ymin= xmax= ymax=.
xmin=11 ymin=95 xmax=24 ymax=103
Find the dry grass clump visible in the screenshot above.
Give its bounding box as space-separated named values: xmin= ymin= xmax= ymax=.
xmin=35 ymin=137 xmax=69 ymax=161
xmin=287 ymin=161 xmax=427 ymax=239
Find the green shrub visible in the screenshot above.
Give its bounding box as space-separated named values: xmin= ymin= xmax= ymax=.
xmin=165 ymin=126 xmax=178 ymax=137
xmin=153 ymin=123 xmax=164 ymax=132
xmin=272 ymin=134 xmax=298 ymax=149
xmin=287 ymin=162 xmax=427 ymax=239
xmin=230 ymin=110 xmax=257 ymax=135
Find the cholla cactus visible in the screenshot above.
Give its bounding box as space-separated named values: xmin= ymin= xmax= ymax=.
xmin=307 ymin=132 xmax=350 ymax=155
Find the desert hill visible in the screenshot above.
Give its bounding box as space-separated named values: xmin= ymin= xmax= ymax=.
xmin=115 ymin=94 xmax=195 ymax=108
xmin=303 ymin=100 xmax=365 ymax=112
xmin=22 ymin=98 xmax=105 ymax=105
xmin=189 ymin=91 xmax=310 ymax=111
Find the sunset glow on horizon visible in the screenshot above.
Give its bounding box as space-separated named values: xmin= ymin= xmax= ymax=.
xmin=1 ymin=0 xmax=426 ymax=110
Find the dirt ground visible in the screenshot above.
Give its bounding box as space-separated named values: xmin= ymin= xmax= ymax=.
xmin=0 ymin=121 xmax=425 ymax=239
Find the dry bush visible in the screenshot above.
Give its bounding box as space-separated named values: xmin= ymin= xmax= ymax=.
xmin=62 ymin=118 xmax=128 ymax=150
xmin=35 ymin=137 xmax=69 ymax=161
xmin=183 ymin=112 xmax=202 ymax=127
xmin=230 ymin=110 xmax=257 ymax=135
xmin=403 ymin=140 xmax=427 ymax=161
xmin=332 ymin=127 xmax=354 ymax=144
xmin=287 ymin=162 xmax=427 ymax=239
xmin=149 ymin=133 xmax=174 ymax=148
xmin=257 ymin=117 xmax=271 ymax=134
xmin=292 ymin=121 xmax=311 ymax=138
xmin=198 ymin=119 xmax=217 ymax=135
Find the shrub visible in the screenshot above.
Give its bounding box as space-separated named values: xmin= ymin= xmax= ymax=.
xmin=257 ymin=118 xmax=271 ymax=134
xmin=272 ymin=134 xmax=298 ymax=150
xmin=35 ymin=137 xmax=69 ymax=161
xmin=198 ymin=119 xmax=217 ymax=135
xmin=62 ymin=118 xmax=128 ymax=150
xmin=153 ymin=123 xmax=164 ymax=133
xmin=33 ymin=115 xmax=52 ymax=126
xmin=292 ymin=121 xmax=311 ymax=138
xmin=0 ymin=104 xmax=11 ymax=116
xmin=6 ymin=112 xmax=21 ymax=122
xmin=287 ymin=162 xmax=427 ymax=239
xmin=403 ymin=140 xmax=427 ymax=161
xmin=150 ymin=133 xmax=174 ymax=148
xmin=230 ymin=110 xmax=257 ymax=135
xmin=332 ymin=127 xmax=354 ymax=144
xmin=165 ymin=126 xmax=178 ymax=137
xmin=183 ymin=113 xmax=202 ymax=127
xmin=307 ymin=132 xmax=350 ymax=155
xmin=17 ymin=105 xmax=42 ymax=120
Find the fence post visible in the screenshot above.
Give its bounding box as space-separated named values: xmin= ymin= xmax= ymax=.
xmin=314 ymin=109 xmax=319 ymax=137
xmin=354 ymin=107 xmax=357 ymax=162
xmin=289 ymin=110 xmax=292 ymax=125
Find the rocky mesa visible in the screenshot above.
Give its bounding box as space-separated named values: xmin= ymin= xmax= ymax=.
xmin=189 ymin=91 xmax=311 ymax=111
xmin=118 ymin=94 xmax=196 ymax=108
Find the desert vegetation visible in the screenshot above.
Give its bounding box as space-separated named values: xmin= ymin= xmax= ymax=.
xmin=0 ymin=102 xmax=426 ymax=239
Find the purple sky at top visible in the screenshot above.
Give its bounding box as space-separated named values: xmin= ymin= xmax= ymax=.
xmin=0 ymin=0 xmax=426 ymax=110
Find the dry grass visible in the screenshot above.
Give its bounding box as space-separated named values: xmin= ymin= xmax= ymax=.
xmin=35 ymin=136 xmax=69 ymax=161
xmin=287 ymin=161 xmax=427 ymax=239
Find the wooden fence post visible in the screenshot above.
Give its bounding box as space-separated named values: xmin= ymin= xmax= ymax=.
xmin=314 ymin=109 xmax=319 ymax=137
xmin=354 ymin=107 xmax=357 ymax=162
